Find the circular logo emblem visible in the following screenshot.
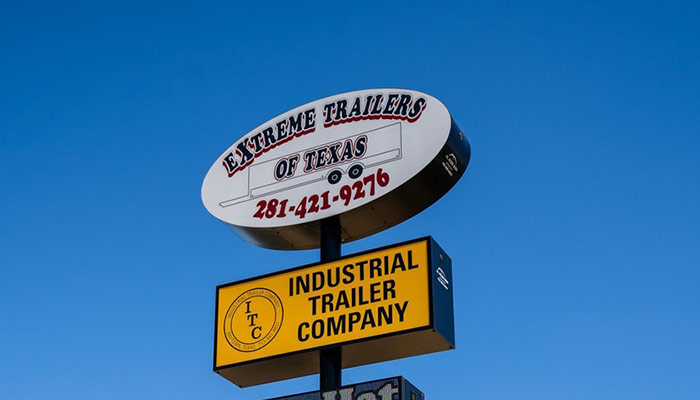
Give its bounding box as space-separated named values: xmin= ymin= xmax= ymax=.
xmin=223 ymin=288 xmax=283 ymax=352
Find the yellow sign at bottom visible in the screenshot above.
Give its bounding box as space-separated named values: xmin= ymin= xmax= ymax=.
xmin=214 ymin=237 xmax=454 ymax=387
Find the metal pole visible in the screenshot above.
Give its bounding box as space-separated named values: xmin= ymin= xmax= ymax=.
xmin=320 ymin=216 xmax=342 ymax=392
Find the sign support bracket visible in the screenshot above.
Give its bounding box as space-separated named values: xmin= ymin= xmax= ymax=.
xmin=319 ymin=216 xmax=342 ymax=391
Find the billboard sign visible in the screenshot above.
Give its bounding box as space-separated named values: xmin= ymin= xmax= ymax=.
xmin=201 ymin=89 xmax=471 ymax=249
xmin=214 ymin=237 xmax=454 ymax=387
xmin=264 ymin=376 xmax=424 ymax=400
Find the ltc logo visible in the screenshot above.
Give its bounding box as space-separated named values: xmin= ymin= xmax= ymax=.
xmin=224 ymin=288 xmax=283 ymax=352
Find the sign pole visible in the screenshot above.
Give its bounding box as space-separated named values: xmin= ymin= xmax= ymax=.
xmin=319 ymin=216 xmax=342 ymax=391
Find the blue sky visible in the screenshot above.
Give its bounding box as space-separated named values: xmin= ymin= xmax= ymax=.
xmin=1 ymin=1 xmax=698 ymax=399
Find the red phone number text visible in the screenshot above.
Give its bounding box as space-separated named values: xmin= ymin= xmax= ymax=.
xmin=252 ymin=169 xmax=390 ymax=220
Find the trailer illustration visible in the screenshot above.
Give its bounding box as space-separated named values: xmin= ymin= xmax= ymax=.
xmin=219 ymin=122 xmax=403 ymax=207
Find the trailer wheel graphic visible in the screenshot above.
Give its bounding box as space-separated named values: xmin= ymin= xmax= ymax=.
xmin=327 ymin=170 xmax=343 ymax=185
xmin=348 ymin=164 xmax=364 ymax=179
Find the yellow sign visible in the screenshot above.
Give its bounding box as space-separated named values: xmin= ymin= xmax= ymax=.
xmin=215 ymin=239 xmax=431 ymax=368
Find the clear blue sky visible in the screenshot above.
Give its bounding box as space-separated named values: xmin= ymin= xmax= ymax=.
xmin=1 ymin=1 xmax=698 ymax=399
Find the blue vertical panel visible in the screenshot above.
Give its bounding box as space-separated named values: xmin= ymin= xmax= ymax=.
xmin=429 ymin=238 xmax=455 ymax=348
xmin=401 ymin=376 xmax=426 ymax=400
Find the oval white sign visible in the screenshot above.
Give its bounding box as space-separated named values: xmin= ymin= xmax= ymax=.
xmin=202 ymin=88 xmax=470 ymax=249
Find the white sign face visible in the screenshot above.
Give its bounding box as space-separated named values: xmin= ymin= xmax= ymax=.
xmin=203 ymin=89 xmax=449 ymax=224
xmin=202 ymin=88 xmax=470 ymax=249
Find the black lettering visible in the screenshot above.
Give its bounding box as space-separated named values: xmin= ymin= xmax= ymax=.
xmin=274 ymin=158 xmax=288 ymax=180
xmin=288 ymin=112 xmax=303 ymax=134
xmin=358 ymin=286 xmax=369 ymax=306
xmin=349 ymin=97 xmax=363 ymax=118
xmin=357 ymin=260 xmax=367 ymax=281
xmin=391 ymin=252 xmax=406 ymax=273
xmin=362 ymin=95 xmax=373 ymax=116
xmin=323 ymin=103 xmax=335 ymax=124
xmin=348 ymin=312 xmax=361 ymax=332
xmin=408 ymin=97 xmax=426 ymax=120
xmin=261 ymin=127 xmax=276 ymax=148
xmin=246 ymin=313 xmax=259 ymax=326
xmin=378 ymin=305 xmax=392 ymax=326
xmin=395 ymin=94 xmax=412 ymax=116
xmin=309 ymin=295 xmax=320 ymax=315
xmin=342 ymin=264 xmax=355 ymax=284
xmin=370 ymin=282 xmax=381 ymax=303
xmin=222 ymin=153 xmax=238 ymax=175
xmin=312 ymin=271 xmax=325 ymax=291
xmin=383 ymin=279 xmax=396 ymax=300
xmin=303 ymin=107 xmax=316 ymax=130
xmin=321 ymin=293 xmax=333 ymax=313
xmin=334 ymin=99 xmax=348 ymax=121
xmin=383 ymin=94 xmax=399 ymax=115
xmin=298 ymin=322 xmax=310 ymax=341
xmin=276 ymin=119 xmax=289 ymax=140
xmin=407 ymin=250 xmax=419 ymax=269
xmin=336 ymin=290 xmax=350 ymax=309
xmin=312 ymin=320 xmax=324 ymax=339
xmin=395 ymin=301 xmax=408 ymax=322
xmin=341 ymin=139 xmax=354 ymax=161
xmin=235 ymin=139 xmax=255 ymax=164
xmin=251 ymin=326 xmax=262 ymax=339
xmin=303 ymin=151 xmax=316 ymax=172
xmin=296 ymin=275 xmax=310 ymax=295
xmin=361 ymin=309 xmax=376 ymax=329
xmin=327 ymin=267 xmax=340 ymax=288
xmin=314 ymin=148 xmax=328 ymax=169
xmin=328 ymin=143 xmax=342 ymax=164
xmin=354 ymin=136 xmax=367 ymax=158
xmin=370 ymin=94 xmax=384 ymax=114
xmin=287 ymin=155 xmax=299 ymax=177
xmin=369 ymin=257 xmax=382 ymax=278
xmin=250 ymin=132 xmax=265 ymax=153
xmin=328 ymin=314 xmax=346 ymax=335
